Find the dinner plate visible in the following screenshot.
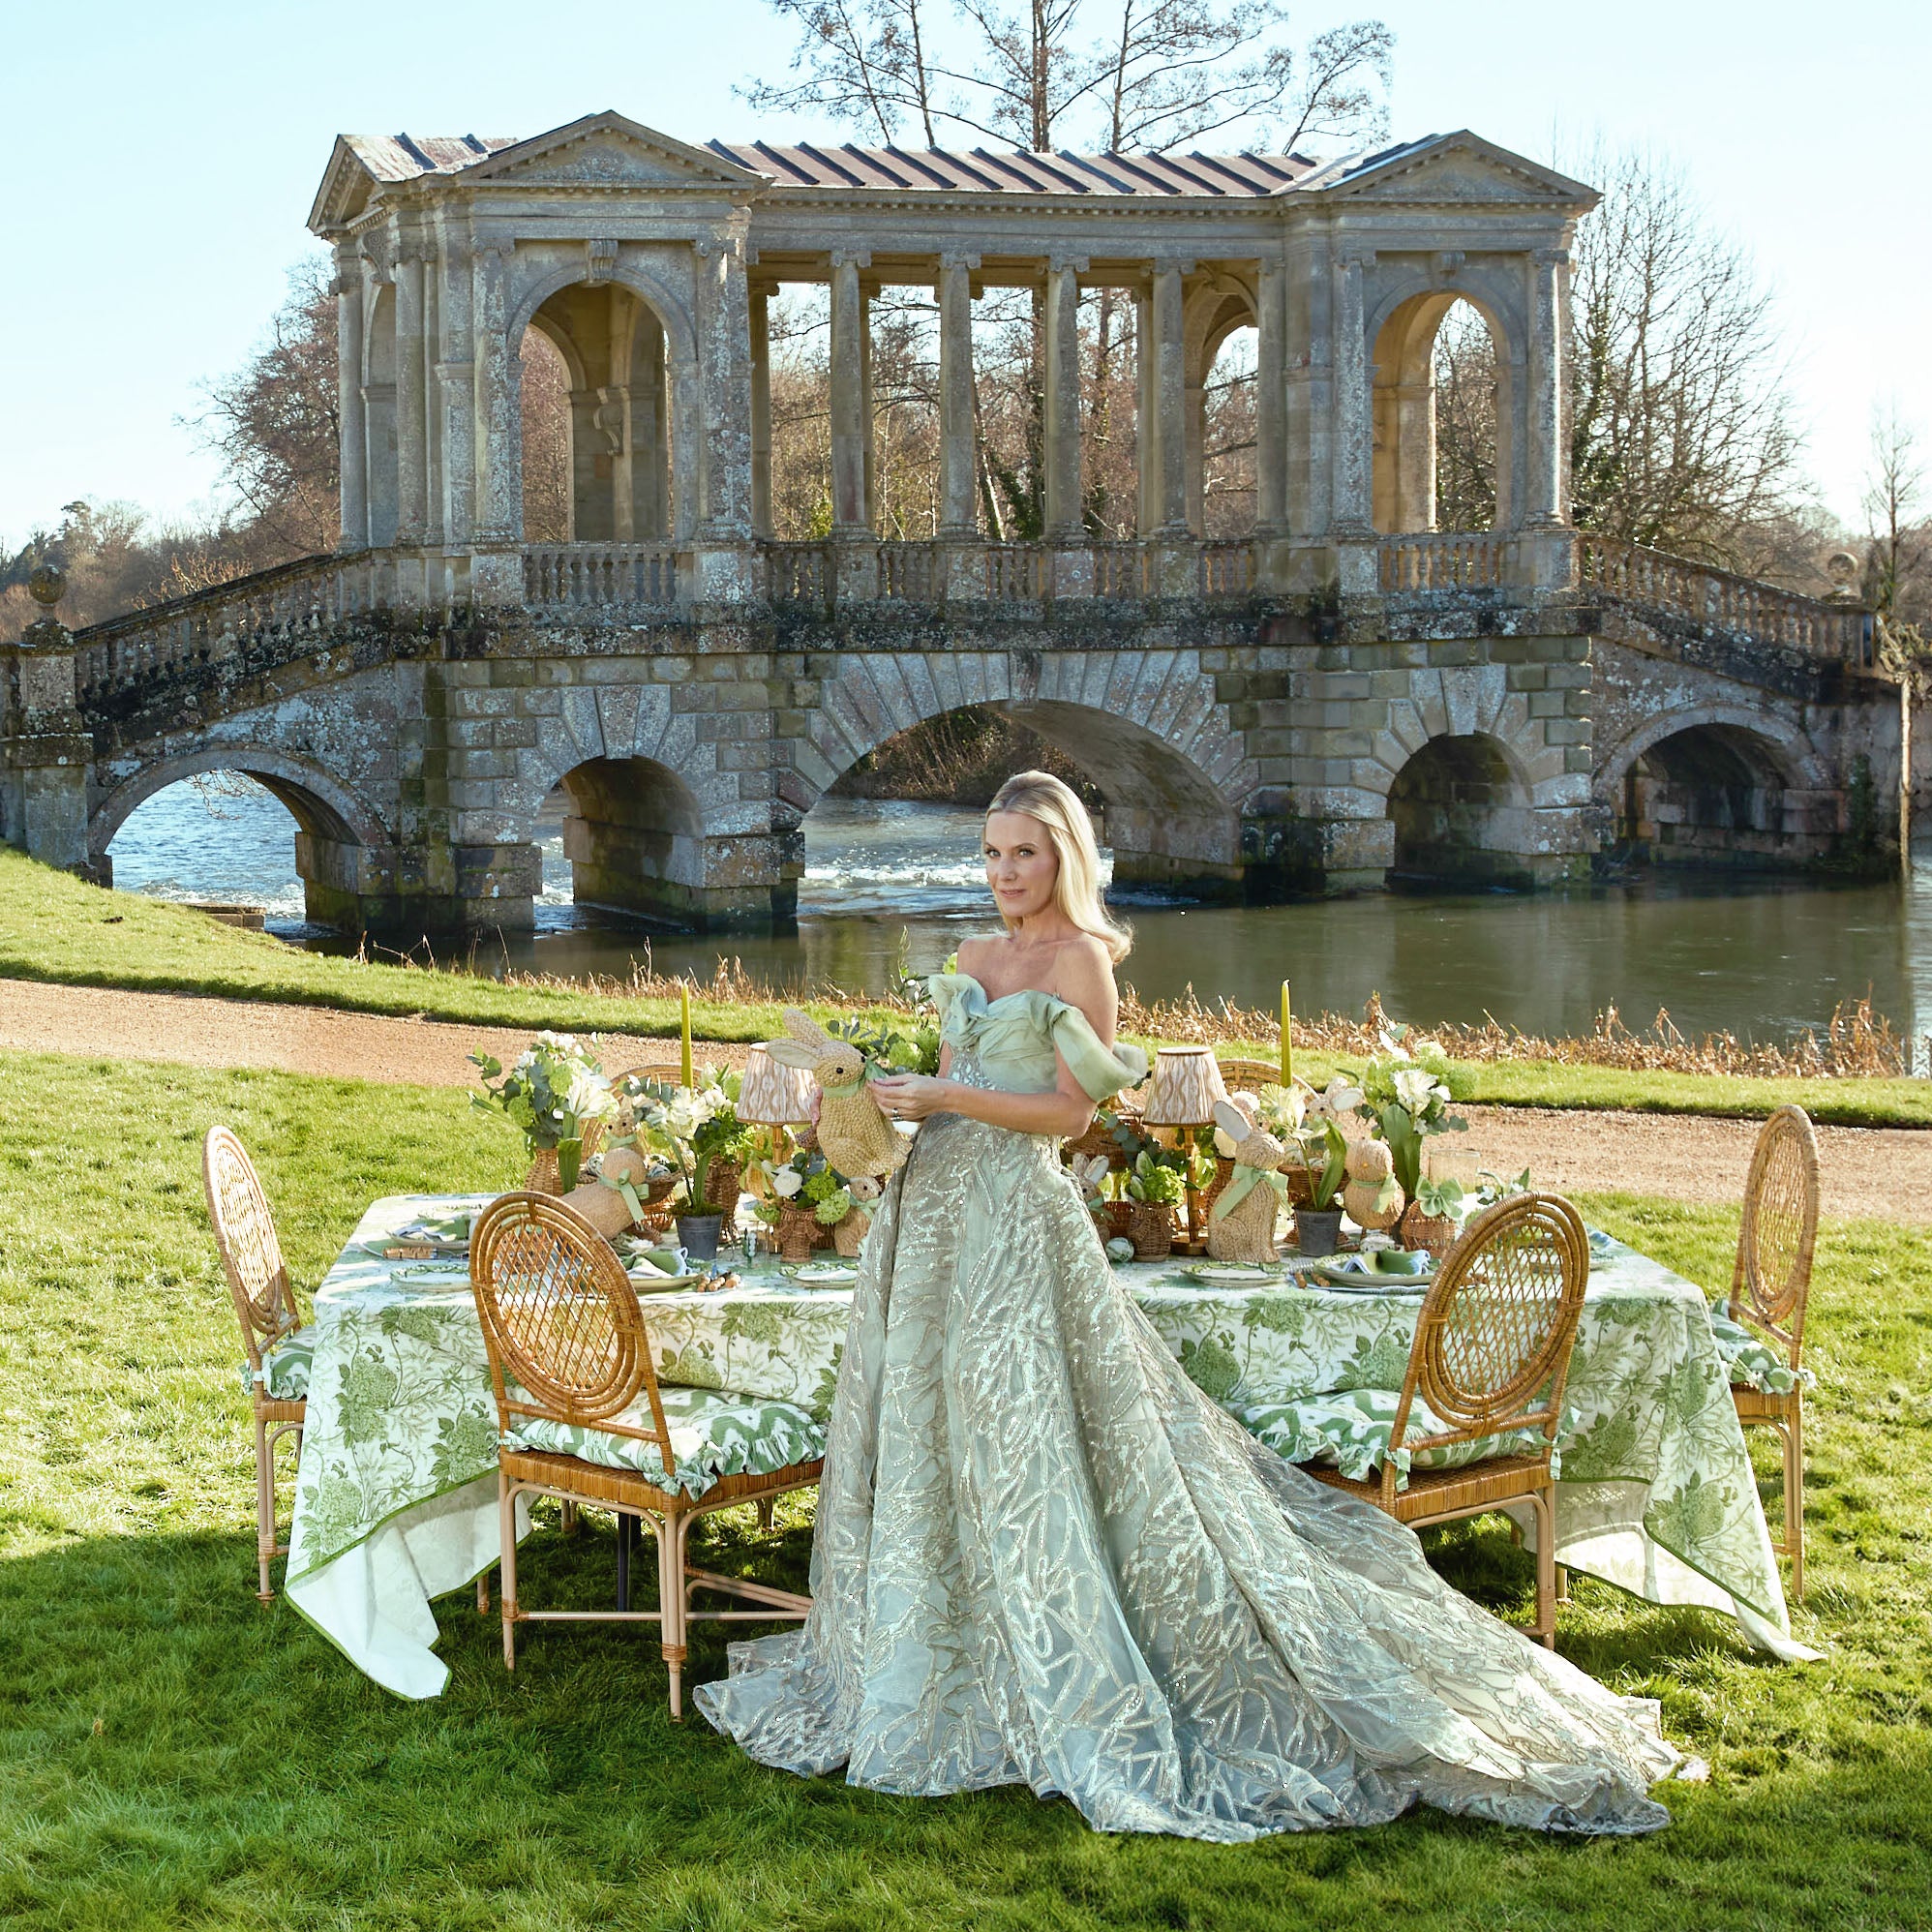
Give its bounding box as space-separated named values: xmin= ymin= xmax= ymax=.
xmin=627 ymin=1270 xmax=704 ymax=1294
xmin=1313 ymin=1257 xmax=1434 ymax=1294
xmin=1180 ymin=1262 xmax=1286 ymax=1284
xmin=786 ymin=1262 xmax=860 ymax=1285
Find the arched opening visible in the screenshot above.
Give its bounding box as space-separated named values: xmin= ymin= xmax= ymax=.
xmin=1618 ymin=724 xmax=1796 ymax=867
xmin=1372 ymin=291 xmax=1512 ymax=534
xmin=520 ymin=282 xmax=676 ymax=544
xmin=547 ymin=755 xmax=704 ymax=923
xmin=1195 ymin=317 xmax=1257 ymax=539
xmin=1387 ymin=733 xmax=1532 ymax=888
xmin=363 ymin=284 xmax=398 ymax=546
xmin=103 ymin=771 xmax=307 ymax=922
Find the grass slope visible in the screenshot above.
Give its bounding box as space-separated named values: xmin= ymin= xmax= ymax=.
xmin=5 ymin=848 xmax=1930 ymax=1126
xmin=2 ymin=1048 xmax=1930 ymax=1929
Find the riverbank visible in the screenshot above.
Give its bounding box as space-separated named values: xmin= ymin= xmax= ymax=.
xmin=6 ymin=978 xmax=1931 ymax=1220
xmin=8 ymin=848 xmax=1931 ymax=1127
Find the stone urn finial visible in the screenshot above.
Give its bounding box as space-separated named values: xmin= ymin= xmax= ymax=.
xmin=27 ymin=562 xmax=66 ymax=609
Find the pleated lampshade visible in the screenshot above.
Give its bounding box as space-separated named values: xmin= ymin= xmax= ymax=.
xmin=736 ymin=1046 xmax=816 ymax=1125
xmin=1140 ymin=1046 xmax=1228 ymax=1126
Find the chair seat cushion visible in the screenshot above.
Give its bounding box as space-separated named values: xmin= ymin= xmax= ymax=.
xmin=240 ymin=1326 xmax=316 ymax=1403
xmin=1707 ymin=1304 xmax=1814 ymax=1396
xmin=1231 ymin=1387 xmax=1551 ymax=1491
xmin=504 ymin=1384 xmax=825 ymax=1500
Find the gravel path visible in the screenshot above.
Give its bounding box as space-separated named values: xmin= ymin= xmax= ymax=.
xmin=5 ymin=977 xmax=1928 ymax=1223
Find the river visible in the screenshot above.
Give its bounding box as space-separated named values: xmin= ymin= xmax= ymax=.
xmin=107 ymin=776 xmax=1932 ymax=1049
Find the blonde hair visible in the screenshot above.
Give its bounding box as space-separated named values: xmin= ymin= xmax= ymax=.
xmin=985 ymin=770 xmax=1132 ymax=962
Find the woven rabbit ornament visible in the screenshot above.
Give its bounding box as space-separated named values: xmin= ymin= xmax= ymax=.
xmin=1343 ymin=1137 xmax=1403 ymax=1232
xmin=763 ymin=1010 xmax=908 ymax=1181
xmin=1206 ymin=1099 xmax=1288 ymax=1264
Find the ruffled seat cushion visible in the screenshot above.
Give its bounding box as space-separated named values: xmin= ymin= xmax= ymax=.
xmin=1706 ymin=1304 xmax=1814 ymax=1396
xmin=504 ymin=1384 xmax=826 ymax=1499
xmin=240 ymin=1325 xmax=316 ymax=1402
xmin=1232 ymin=1386 xmax=1551 ymax=1491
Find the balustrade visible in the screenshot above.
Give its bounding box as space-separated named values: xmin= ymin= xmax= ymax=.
xmin=1377 ymin=532 xmax=1507 ymax=592
xmin=523 ymin=545 xmax=678 ymax=610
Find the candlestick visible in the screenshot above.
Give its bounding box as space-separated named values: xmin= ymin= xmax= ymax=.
xmin=1281 ymin=981 xmax=1292 ymax=1086
xmin=679 ymin=982 xmax=694 ymax=1089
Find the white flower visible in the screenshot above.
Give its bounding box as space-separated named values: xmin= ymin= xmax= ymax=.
xmin=1393 ymin=1067 xmax=1436 ymax=1111
xmin=562 ymin=1067 xmax=615 ymax=1124
xmin=774 ymin=1169 xmax=804 ymax=1198
xmin=1213 ymin=1125 xmax=1241 ymax=1158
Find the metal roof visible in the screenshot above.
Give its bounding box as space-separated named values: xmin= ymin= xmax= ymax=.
xmin=347 ymin=131 xmax=1328 ymax=196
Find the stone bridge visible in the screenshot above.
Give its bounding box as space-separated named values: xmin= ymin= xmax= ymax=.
xmin=0 ymin=109 xmax=1899 ymax=930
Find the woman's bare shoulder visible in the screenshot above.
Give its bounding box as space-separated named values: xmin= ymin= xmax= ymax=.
xmin=952 ymin=934 xmax=1002 ymax=978
xmin=1047 ymin=935 xmax=1118 ymax=1035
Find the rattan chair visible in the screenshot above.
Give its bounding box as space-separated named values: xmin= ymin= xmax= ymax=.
xmin=1305 ymin=1192 xmax=1590 ymax=1646
xmin=202 ymin=1126 xmax=308 ymax=1603
xmin=470 ymin=1192 xmax=819 ymax=1716
xmin=1728 ymin=1104 xmax=1821 ymax=1599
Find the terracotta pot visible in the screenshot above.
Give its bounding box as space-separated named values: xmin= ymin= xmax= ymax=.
xmin=1128 ymin=1200 xmax=1175 ymax=1261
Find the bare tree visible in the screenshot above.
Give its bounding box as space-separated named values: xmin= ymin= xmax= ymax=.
xmin=1863 ymin=403 xmax=1928 ymax=630
xmin=188 ymin=257 xmax=342 ymax=560
xmin=1434 ymin=142 xmax=1807 ymax=571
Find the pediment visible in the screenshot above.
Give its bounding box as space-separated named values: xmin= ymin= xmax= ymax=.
xmin=1318 ymin=133 xmax=1596 ymax=211
xmin=468 ymin=113 xmax=767 ymax=190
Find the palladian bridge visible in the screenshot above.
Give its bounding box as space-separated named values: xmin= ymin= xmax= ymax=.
xmin=0 ymin=111 xmax=1895 ymax=932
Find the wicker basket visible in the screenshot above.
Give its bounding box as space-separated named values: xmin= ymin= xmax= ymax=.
xmin=1101 ymin=1200 xmax=1134 ymax=1240
xmin=1128 ymin=1200 xmax=1175 ymax=1261
xmin=775 ymin=1203 xmax=831 ymax=1262
xmin=522 ymin=1122 xmax=613 ymax=1195
xmin=703 ymin=1160 xmax=744 ymax=1238
xmin=1398 ymin=1199 xmax=1459 ymax=1258
xmin=1197 ymin=1155 xmax=1237 ymax=1221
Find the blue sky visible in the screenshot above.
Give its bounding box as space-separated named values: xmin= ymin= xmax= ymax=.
xmin=2 ymin=0 xmax=1925 ymax=544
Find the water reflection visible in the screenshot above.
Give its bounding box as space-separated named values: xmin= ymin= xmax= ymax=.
xmin=107 ymin=780 xmax=1926 ymax=1046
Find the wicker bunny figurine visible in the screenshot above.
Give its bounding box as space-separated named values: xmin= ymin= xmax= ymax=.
xmin=762 ymin=1010 xmax=908 ymax=1181
xmin=1343 ymin=1137 xmax=1403 ymax=1232
xmin=1205 ymin=1099 xmax=1288 ymax=1264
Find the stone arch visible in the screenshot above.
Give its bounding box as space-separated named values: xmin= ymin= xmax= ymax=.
xmin=791 ymin=648 xmax=1260 ymax=897
xmin=1594 ymin=708 xmax=1831 ymax=867
xmin=1186 ymin=277 xmax=1260 ymax=537
xmin=506 ymin=258 xmax=701 ymax=544
xmin=544 ymin=753 xmax=708 ymax=921
xmin=1385 ymin=731 xmax=1536 ymax=887
xmin=89 ymin=746 xmax=389 ymax=861
xmin=1368 ymin=279 xmax=1518 ymax=533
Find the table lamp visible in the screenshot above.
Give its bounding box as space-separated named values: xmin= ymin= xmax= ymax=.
xmin=1140 ymin=1047 xmax=1229 ymax=1253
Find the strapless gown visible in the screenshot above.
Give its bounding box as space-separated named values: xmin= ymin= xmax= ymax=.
xmin=696 ymin=973 xmax=1676 ymax=1840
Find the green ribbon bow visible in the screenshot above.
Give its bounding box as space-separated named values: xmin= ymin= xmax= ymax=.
xmin=1209 ymin=1164 xmax=1291 ymax=1223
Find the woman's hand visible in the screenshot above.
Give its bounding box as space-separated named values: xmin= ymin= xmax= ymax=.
xmin=870 ymin=1073 xmax=954 ymax=1122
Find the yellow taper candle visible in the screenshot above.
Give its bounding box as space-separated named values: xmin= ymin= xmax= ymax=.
xmin=679 ymin=981 xmax=694 ymax=1089
xmin=1281 ymin=980 xmax=1292 ymax=1086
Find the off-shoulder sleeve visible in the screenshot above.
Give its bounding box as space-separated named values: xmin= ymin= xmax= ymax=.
xmin=926 ymin=972 xmax=980 ymax=1044
xmin=1046 ymin=999 xmax=1149 ymax=1102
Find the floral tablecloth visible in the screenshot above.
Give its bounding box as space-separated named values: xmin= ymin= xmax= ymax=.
xmin=286 ymin=1196 xmax=1807 ymax=1698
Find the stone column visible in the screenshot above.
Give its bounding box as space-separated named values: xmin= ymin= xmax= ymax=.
xmin=433 ymin=218 xmax=473 ymax=552
xmin=469 ymin=243 xmax=522 ymax=600
xmin=421 ymin=241 xmax=443 ymax=549
xmin=1134 ymin=287 xmax=1159 ymax=535
xmin=1042 ymin=256 xmax=1086 ymax=538
xmin=394 ymin=238 xmax=429 ymax=546
xmin=1152 ymin=262 xmax=1189 ymax=531
xmin=1524 ymin=247 xmax=1567 ymax=528
xmin=1330 ymin=248 xmax=1375 ymax=539
xmin=749 ymin=287 xmax=772 ymax=538
xmin=937 ymin=255 xmax=979 ymax=535
xmin=335 ymin=256 xmax=368 ymax=552
xmin=693 ymin=228 xmax=754 ymax=537
xmin=829 ymin=250 xmax=870 ymax=532
xmin=860 ymin=287 xmax=878 ymax=528
xmin=1254 ymin=256 xmax=1287 ymax=535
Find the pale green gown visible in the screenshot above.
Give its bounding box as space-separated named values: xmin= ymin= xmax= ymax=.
xmin=696 ymin=972 xmax=1676 ymax=1840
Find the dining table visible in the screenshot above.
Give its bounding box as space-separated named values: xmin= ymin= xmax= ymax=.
xmin=282 ymin=1192 xmax=1814 ymax=1699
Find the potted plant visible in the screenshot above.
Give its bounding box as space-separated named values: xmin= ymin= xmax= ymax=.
xmin=1123 ymin=1150 xmax=1186 ymax=1259
xmin=623 ymin=1066 xmax=752 ymax=1261
xmin=752 ymin=1145 xmax=876 ymax=1260
xmin=1289 ymin=1076 xmax=1360 ymax=1257
xmin=1350 ymin=1024 xmax=1467 ymax=1216
xmin=469 ymin=1032 xmax=617 ymax=1193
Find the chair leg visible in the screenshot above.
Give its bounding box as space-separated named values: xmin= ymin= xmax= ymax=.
xmin=255 ymin=1413 xmax=276 ymax=1604
xmin=1555 ymin=1563 xmax=1570 ymax=1604
xmin=657 ymin=1511 xmax=689 ymax=1722
xmin=476 ymin=1570 xmax=491 ymax=1615
xmin=1533 ymin=1490 xmax=1556 ymax=1648
xmin=498 ymin=1473 xmax=519 ymax=1671
xmin=1785 ymin=1403 xmax=1804 ymax=1601
xmin=617 ymin=1510 xmax=632 ymax=1613
xmin=755 ymin=1497 xmax=776 ymax=1532
xmin=559 ymin=1499 xmax=578 ymax=1535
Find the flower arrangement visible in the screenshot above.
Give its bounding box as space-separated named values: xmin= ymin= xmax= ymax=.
xmin=469 ymin=1032 xmax=618 ymax=1191
xmin=1124 ymin=1149 xmax=1186 ymax=1207
xmin=752 ymin=1146 xmax=882 ymax=1256
xmin=619 ymin=1065 xmax=753 ymax=1213
xmin=1349 ymin=1026 xmax=1466 ymax=1200
xmin=1290 ymin=1075 xmax=1362 ymax=1211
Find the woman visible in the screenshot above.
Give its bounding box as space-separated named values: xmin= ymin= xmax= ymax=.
xmin=696 ymin=771 xmax=1676 ymax=1841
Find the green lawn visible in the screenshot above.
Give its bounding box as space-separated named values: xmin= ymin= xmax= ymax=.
xmin=3 ymin=1047 xmax=1930 ymax=1928
xmin=7 ymin=848 xmax=1930 ymax=1127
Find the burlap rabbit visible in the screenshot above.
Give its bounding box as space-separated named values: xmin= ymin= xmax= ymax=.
xmin=763 ymin=1010 xmax=908 ymax=1181
xmin=1343 ymin=1137 xmax=1403 ymax=1232
xmin=1205 ymin=1099 xmax=1288 ymax=1264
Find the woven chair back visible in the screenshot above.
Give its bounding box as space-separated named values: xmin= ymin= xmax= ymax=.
xmin=1217 ymin=1058 xmax=1283 ymax=1095
xmin=469 ymin=1192 xmax=674 ymax=1479
xmin=616 ymin=1063 xmax=688 ymax=1089
xmin=202 ymin=1127 xmax=300 ymax=1368
xmin=1731 ymin=1104 xmax=1820 ymax=1361
xmin=1401 ymin=1192 xmax=1589 ymax=1452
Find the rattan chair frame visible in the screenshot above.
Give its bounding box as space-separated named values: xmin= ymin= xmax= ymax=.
xmin=1727 ymin=1104 xmax=1820 ymax=1597
xmin=1305 ymin=1192 xmax=1590 ymax=1646
xmin=470 ymin=1192 xmax=817 ymax=1715
xmin=202 ymin=1126 xmax=307 ymax=1602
